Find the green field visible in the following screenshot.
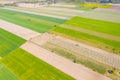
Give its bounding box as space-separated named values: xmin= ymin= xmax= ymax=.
xmin=0 ymin=48 xmax=74 ymax=80
xmin=0 ymin=63 xmax=19 ymax=80
xmin=0 ymin=29 xmax=25 ymax=57
xmin=65 ymin=17 xmax=120 ymax=36
xmin=0 ymin=9 xmax=66 ymax=33
xmin=51 ymin=17 xmax=120 ymax=54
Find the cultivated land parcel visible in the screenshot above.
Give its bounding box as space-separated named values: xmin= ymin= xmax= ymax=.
xmin=0 ymin=48 xmax=74 ymax=80
xmin=0 ymin=28 xmax=25 ymax=57
xmin=0 ymin=63 xmax=18 ymax=80
xmin=51 ymin=17 xmax=120 ymax=55
xmin=0 ymin=4 xmax=120 ymax=80
xmin=0 ymin=9 xmax=66 ymax=33
xmin=0 ymin=9 xmax=75 ymax=80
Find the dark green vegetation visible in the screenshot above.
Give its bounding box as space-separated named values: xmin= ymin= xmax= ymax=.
xmin=0 ymin=63 xmax=19 ymax=80
xmin=0 ymin=9 xmax=66 ymax=33
xmin=51 ymin=17 xmax=120 ymax=54
xmin=0 ymin=48 xmax=74 ymax=80
xmin=0 ymin=29 xmax=25 ymax=57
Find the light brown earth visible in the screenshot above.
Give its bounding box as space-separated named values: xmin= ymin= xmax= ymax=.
xmin=21 ymin=41 xmax=111 ymax=80
xmin=0 ymin=20 xmax=41 ymax=40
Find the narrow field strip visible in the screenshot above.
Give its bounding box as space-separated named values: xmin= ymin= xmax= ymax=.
xmin=30 ymin=33 xmax=120 ymax=69
xmin=0 ymin=9 xmax=66 ymax=33
xmin=61 ymin=24 xmax=120 ymax=42
xmin=0 ymin=20 xmax=41 ymax=40
xmin=1 ymin=48 xmax=74 ymax=80
xmin=51 ymin=27 xmax=120 ymax=54
xmin=0 ymin=28 xmax=25 ymax=57
xmin=47 ymin=34 xmax=120 ymax=69
xmin=3 ymin=7 xmax=84 ymax=19
xmin=0 ymin=8 xmax=66 ymax=23
xmin=21 ymin=41 xmax=111 ymax=80
xmin=41 ymin=42 xmax=110 ymax=74
xmin=0 ymin=63 xmax=19 ymax=80
xmin=51 ymin=17 xmax=120 ymax=54
xmin=2 ymin=8 xmax=69 ymax=20
xmin=79 ymin=10 xmax=120 ymax=23
xmin=65 ymin=17 xmax=120 ymax=36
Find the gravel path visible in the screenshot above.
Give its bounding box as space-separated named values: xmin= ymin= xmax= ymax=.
xmin=0 ymin=20 xmax=41 ymax=40
xmin=21 ymin=41 xmax=111 ymax=80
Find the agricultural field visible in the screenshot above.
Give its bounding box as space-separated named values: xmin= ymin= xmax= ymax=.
xmin=0 ymin=9 xmax=66 ymax=33
xmin=4 ymin=5 xmax=120 ymax=23
xmin=41 ymin=42 xmax=111 ymax=74
xmin=3 ymin=6 xmax=84 ymax=19
xmin=0 ymin=48 xmax=75 ymax=80
xmin=79 ymin=10 xmax=120 ymax=23
xmin=65 ymin=17 xmax=120 ymax=36
xmin=41 ymin=42 xmax=120 ymax=80
xmin=0 ymin=28 xmax=25 ymax=57
xmin=0 ymin=63 xmax=18 ymax=80
xmin=51 ymin=17 xmax=120 ymax=55
xmin=0 ymin=1 xmax=120 ymax=80
xmin=39 ymin=33 xmax=120 ymax=80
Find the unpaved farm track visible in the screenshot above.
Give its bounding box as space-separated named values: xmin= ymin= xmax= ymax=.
xmin=0 ymin=20 xmax=41 ymax=40
xmin=21 ymin=41 xmax=111 ymax=80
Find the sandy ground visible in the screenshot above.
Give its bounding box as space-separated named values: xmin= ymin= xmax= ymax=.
xmin=0 ymin=20 xmax=41 ymax=40
xmin=21 ymin=41 xmax=111 ymax=80
xmin=61 ymin=24 xmax=120 ymax=42
xmin=2 ymin=8 xmax=69 ymax=20
xmin=31 ymin=33 xmax=120 ymax=69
